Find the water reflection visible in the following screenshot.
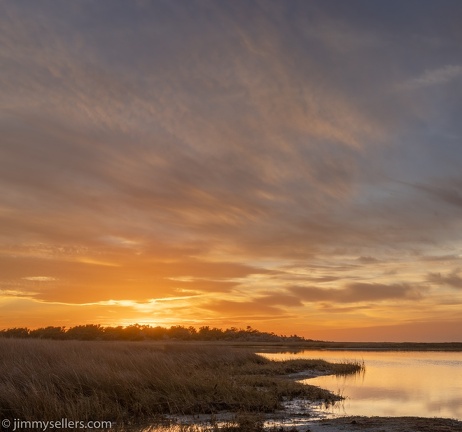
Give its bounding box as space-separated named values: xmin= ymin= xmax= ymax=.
xmin=259 ymin=350 xmax=462 ymax=420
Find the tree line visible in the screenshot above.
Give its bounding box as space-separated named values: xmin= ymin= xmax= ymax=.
xmin=0 ymin=324 xmax=310 ymax=342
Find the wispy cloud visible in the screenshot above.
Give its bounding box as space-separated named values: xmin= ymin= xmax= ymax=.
xmin=290 ymin=282 xmax=424 ymax=304
xmin=399 ymin=65 xmax=462 ymax=90
xmin=412 ymin=181 xmax=462 ymax=209
xmin=428 ymin=270 xmax=462 ymax=289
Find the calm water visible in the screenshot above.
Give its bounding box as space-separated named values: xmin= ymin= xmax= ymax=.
xmin=259 ymin=350 xmax=462 ymax=420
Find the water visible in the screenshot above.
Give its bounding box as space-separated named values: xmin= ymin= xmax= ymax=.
xmin=259 ymin=350 xmax=462 ymax=420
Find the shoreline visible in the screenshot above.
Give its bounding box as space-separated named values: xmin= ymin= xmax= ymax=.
xmin=230 ymin=340 xmax=462 ymax=352
xmin=167 ymin=403 xmax=462 ymax=432
xmin=294 ymin=368 xmax=462 ymax=432
xmin=306 ymin=416 xmax=462 ymax=432
xmin=166 ymin=410 xmax=462 ymax=432
xmin=277 ymin=368 xmax=462 ymax=432
xmin=166 ymin=367 xmax=462 ymax=432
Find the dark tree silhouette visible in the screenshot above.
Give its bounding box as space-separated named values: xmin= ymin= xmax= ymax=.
xmin=0 ymin=324 xmax=309 ymax=342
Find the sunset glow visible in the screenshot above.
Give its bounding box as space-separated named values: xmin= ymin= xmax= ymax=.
xmin=1 ymin=1 xmax=462 ymax=341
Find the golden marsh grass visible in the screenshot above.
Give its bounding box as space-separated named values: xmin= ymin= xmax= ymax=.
xmin=0 ymin=339 xmax=362 ymax=429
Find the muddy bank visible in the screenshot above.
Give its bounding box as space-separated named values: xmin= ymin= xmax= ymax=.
xmin=149 ymin=414 xmax=462 ymax=432
xmin=167 ymin=403 xmax=462 ymax=432
xmin=306 ymin=416 xmax=462 ymax=432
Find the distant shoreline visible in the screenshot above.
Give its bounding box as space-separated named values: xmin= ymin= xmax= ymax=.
xmin=219 ymin=340 xmax=462 ymax=351
xmin=2 ymin=325 xmax=461 ymax=350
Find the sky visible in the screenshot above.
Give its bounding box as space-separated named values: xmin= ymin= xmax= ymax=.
xmin=1 ymin=0 xmax=462 ymax=342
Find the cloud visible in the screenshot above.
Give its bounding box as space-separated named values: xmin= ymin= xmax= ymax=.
xmin=256 ymin=293 xmax=303 ymax=307
xmin=0 ymin=0 xmax=398 ymax=272
xmin=400 ymin=65 xmax=462 ymax=90
xmin=290 ymin=282 xmax=424 ymax=304
xmin=305 ymin=275 xmax=342 ymax=283
xmin=357 ymin=256 xmax=380 ymax=264
xmin=0 ymin=289 xmax=37 ymax=298
xmin=303 ymin=15 xmax=385 ymax=54
xmin=420 ymin=254 xmax=462 ymax=262
xmin=199 ymin=299 xmax=288 ymax=318
xmin=428 ymin=270 xmax=462 ymax=289
xmin=0 ymin=252 xmax=268 ymax=303
xmin=412 ymin=181 xmax=462 ymax=209
xmin=316 ymin=303 xmax=372 ymax=313
xmin=22 ymin=276 xmax=57 ymax=282
xmin=312 ymin=318 xmax=462 ymax=343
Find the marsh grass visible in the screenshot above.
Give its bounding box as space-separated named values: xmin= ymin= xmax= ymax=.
xmin=0 ymin=339 xmax=362 ymax=429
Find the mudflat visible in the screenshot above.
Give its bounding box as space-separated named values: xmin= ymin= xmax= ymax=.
xmin=307 ymin=416 xmax=462 ymax=432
